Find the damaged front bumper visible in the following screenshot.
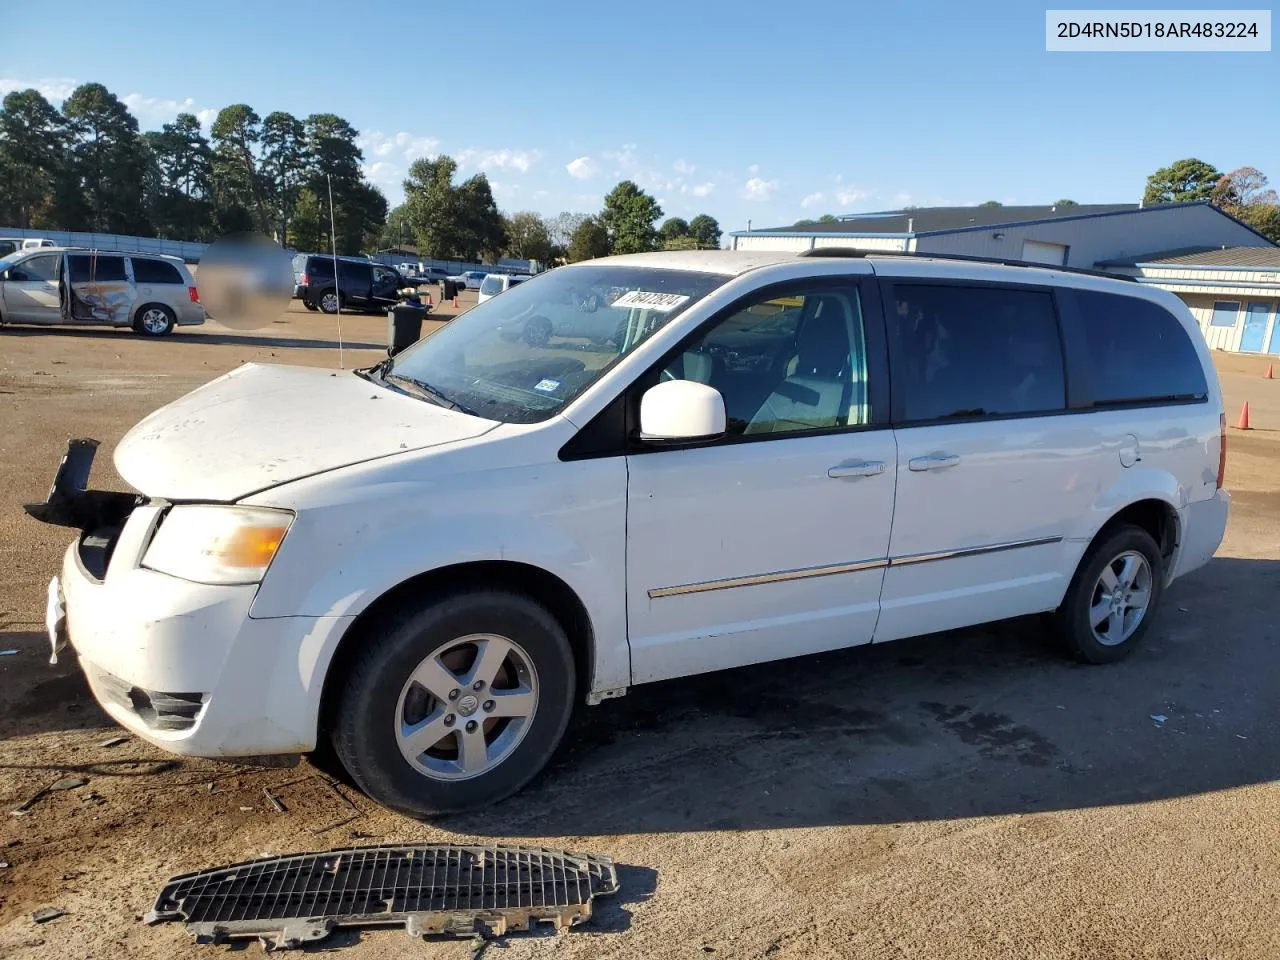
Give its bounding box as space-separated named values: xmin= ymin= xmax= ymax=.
xmin=26 ymin=439 xmax=349 ymax=760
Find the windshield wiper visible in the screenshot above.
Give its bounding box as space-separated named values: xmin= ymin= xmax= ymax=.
xmin=385 ymin=373 xmax=480 ymax=416
xmin=353 ymin=356 xmax=393 ymax=382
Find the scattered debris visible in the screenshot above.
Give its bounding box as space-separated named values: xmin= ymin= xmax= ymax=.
xmin=100 ymin=736 xmax=128 ymax=748
xmin=147 ymin=844 xmax=620 ymax=950
xmin=50 ymin=776 xmax=88 ymax=792
xmin=1237 ymin=734 xmax=1248 ymax=740
xmin=81 ymin=791 xmax=105 ymax=805
xmin=263 ymin=788 xmax=287 ymax=814
xmin=0 ymin=861 xmax=10 ymax=869
xmin=0 ymin=649 xmax=18 ymax=656
xmin=238 ymin=806 xmax=254 ymax=812
xmin=32 ymin=907 xmax=65 ymax=924
xmin=1150 ymin=714 xmax=1167 ymax=727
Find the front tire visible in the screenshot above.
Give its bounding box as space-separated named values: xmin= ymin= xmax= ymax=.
xmin=1051 ymin=523 xmax=1164 ymax=664
xmin=133 ymin=304 xmax=176 ymax=337
xmin=330 ymin=589 xmax=575 ymax=817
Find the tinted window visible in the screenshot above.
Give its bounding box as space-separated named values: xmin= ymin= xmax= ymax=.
xmin=306 ymin=257 xmax=334 ymax=278
xmin=67 ymin=255 xmax=127 ymax=282
xmin=131 ymin=258 xmax=183 ymax=284
xmin=0 ymin=241 xmax=17 ymax=257
xmin=892 ymin=283 xmax=1065 ymax=421
xmin=12 ymin=253 xmax=59 ymax=281
xmin=663 ymin=287 xmax=871 ymax=436
xmin=480 ymin=275 xmax=503 ymax=296
xmin=1210 ymin=300 xmax=1239 ymax=327
xmin=337 ymin=260 xmax=368 ymax=282
xmin=1073 ymin=290 xmax=1208 ymax=404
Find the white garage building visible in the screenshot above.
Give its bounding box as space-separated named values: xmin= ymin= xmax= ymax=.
xmin=731 ymin=201 xmax=1280 ymax=354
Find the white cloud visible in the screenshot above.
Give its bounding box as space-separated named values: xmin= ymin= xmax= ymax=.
xmin=456 ymin=147 xmax=542 ymax=174
xmin=743 ymin=177 xmax=779 ymax=201
xmin=689 ymin=182 xmax=716 ymax=197
xmin=362 ymin=161 xmax=404 ymax=196
xmin=357 ymin=131 xmax=440 ymax=163
xmin=0 ymin=76 xmax=80 ymax=102
xmin=121 ymin=92 xmax=213 ymax=128
xmin=566 ymin=156 xmax=598 ymax=180
xmin=835 ymin=187 xmax=873 ymax=206
xmin=673 ymin=158 xmax=695 ymax=175
xmin=195 ymin=108 xmax=217 ymax=127
xmin=801 ymin=192 xmax=825 ymax=209
xmin=747 ymin=163 xmax=760 ymax=175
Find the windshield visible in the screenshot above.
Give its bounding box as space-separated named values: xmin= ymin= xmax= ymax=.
xmin=383 ymin=264 xmax=728 ymax=423
xmin=0 ymin=251 xmax=23 ymax=271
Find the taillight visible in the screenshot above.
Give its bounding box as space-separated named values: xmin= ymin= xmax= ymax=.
xmin=188 ymin=285 xmax=200 ymax=303
xmin=1217 ymin=411 xmax=1227 ymax=489
xmin=300 ymin=273 xmax=309 ymax=286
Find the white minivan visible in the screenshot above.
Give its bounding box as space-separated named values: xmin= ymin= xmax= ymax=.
xmin=33 ymin=250 xmax=1229 ymax=817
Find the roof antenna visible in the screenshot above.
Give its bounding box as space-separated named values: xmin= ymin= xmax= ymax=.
xmin=327 ymin=173 xmax=344 ymax=370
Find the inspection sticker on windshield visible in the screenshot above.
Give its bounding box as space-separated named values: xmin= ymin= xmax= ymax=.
xmin=610 ymin=290 xmax=690 ymax=312
xmin=533 ymin=378 xmax=561 ymax=393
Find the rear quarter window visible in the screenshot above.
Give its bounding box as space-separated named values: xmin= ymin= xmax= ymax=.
xmin=480 ymin=276 xmax=503 ymax=295
xmin=131 ymin=258 xmax=184 ymax=284
xmin=1069 ymin=290 xmax=1208 ymax=405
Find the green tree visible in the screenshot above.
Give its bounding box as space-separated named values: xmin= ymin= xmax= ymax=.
xmin=0 ymin=89 xmax=66 ymax=228
xmin=600 ymin=180 xmax=662 ymax=254
xmin=793 ymin=218 xmax=818 ymax=227
xmin=403 ymin=154 xmax=503 ymax=261
xmin=817 ymin=213 xmax=837 ymax=223
xmin=568 ymin=216 xmax=611 ymax=262
xmin=688 ymin=213 xmax=722 ymax=248
xmin=261 ymin=111 xmax=308 ymax=245
xmin=504 ymin=210 xmax=553 ymax=262
xmin=303 ymin=113 xmax=384 ymax=254
xmin=1053 ymin=198 xmax=1078 ymax=207
xmin=1143 ymin=158 xmax=1222 ymax=205
xmin=211 ymin=104 xmax=266 ymax=232
xmin=979 ymin=200 xmax=1002 ymax=208
xmin=1211 ymin=167 xmax=1280 ymax=242
xmin=143 ymin=113 xmax=214 ymax=240
xmin=62 ymin=83 xmax=151 ymax=234
xmin=658 ymin=216 xmax=690 ymax=242
xmin=290 ymin=187 xmax=322 ymax=252
xmin=1240 ymin=203 xmax=1280 ymax=242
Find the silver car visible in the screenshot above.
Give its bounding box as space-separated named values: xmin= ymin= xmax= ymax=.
xmin=0 ymin=247 xmax=205 ymax=337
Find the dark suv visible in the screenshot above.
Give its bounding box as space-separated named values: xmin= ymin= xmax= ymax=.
xmin=293 ymin=254 xmax=408 ymax=314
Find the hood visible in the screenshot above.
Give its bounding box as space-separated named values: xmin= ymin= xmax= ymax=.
xmin=114 ymin=362 xmax=499 ymax=501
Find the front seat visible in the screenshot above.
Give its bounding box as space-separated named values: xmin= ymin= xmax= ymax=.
xmin=743 ymin=296 xmax=853 ymax=435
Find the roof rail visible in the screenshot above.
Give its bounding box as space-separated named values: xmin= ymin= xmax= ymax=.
xmin=796 ymin=247 xmax=1134 ymax=282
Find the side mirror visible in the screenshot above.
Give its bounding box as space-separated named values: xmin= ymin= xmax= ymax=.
xmin=639 ymin=379 xmax=726 ymax=442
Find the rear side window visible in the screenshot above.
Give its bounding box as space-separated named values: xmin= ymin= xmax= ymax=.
xmin=480 ymin=275 xmax=503 ymax=296
xmin=306 ymin=258 xmax=334 ymax=279
xmin=67 ymin=255 xmax=128 ymax=282
xmin=131 ymin=258 xmax=183 ymax=284
xmin=337 ymin=260 xmax=368 ymax=282
xmin=1072 ymin=290 xmax=1208 ymax=405
xmin=890 ymin=283 xmax=1066 ymax=421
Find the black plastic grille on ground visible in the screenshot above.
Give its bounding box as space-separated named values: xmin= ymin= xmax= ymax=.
xmin=146 ymin=844 xmax=619 ymax=949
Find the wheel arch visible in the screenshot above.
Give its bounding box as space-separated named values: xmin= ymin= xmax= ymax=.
xmin=317 ymin=559 xmax=597 ymax=741
xmin=132 ymin=300 xmax=176 ymax=328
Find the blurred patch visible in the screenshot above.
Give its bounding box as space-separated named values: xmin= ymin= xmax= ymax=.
xmin=196 ymin=233 xmax=294 ymax=331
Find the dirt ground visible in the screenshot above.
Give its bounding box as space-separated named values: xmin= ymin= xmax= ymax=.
xmin=2 ymin=299 xmax=1280 ymax=959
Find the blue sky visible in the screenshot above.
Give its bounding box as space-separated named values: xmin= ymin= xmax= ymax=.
xmin=3 ymin=0 xmax=1276 ymax=232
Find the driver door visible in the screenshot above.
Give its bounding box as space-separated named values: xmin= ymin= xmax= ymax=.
xmin=371 ymin=266 xmax=401 ymax=305
xmin=2 ymin=252 xmax=61 ymax=322
xmin=624 ymin=272 xmax=897 ymax=684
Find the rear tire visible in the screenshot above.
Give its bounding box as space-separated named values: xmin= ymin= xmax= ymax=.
xmin=330 ymin=589 xmax=575 ymax=817
xmin=1050 ymin=523 xmax=1164 ymax=664
xmin=303 ymin=300 xmax=319 ymax=312
xmin=132 ymin=303 xmax=175 ymax=337
xmin=317 ymin=289 xmax=341 ymax=314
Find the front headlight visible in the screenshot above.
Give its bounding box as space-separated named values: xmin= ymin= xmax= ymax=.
xmin=142 ymin=505 xmax=294 ymax=585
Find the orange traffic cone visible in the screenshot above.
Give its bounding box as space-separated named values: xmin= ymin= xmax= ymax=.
xmin=1236 ymin=401 xmax=1251 ymax=430
xmin=1266 ymin=363 xmax=1274 ymax=379
xmin=424 ymin=292 xmax=432 ymax=307
xmin=452 ymin=295 xmax=459 ymax=308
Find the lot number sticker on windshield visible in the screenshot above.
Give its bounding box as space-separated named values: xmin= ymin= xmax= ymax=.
xmin=533 ymin=378 xmax=561 ymax=393
xmin=610 ymin=290 xmax=690 ymax=312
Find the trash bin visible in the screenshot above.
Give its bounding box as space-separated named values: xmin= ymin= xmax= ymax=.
xmin=441 ymin=278 xmax=458 ymax=301
xmin=387 ymin=300 xmax=427 ymax=356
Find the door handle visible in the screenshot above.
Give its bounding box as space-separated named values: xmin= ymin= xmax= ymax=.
xmin=828 ymin=460 xmax=886 ymax=479
xmin=908 ymin=453 xmax=960 ymax=472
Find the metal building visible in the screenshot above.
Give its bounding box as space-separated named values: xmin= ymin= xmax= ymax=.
xmin=1101 ymin=246 xmax=1280 ymax=355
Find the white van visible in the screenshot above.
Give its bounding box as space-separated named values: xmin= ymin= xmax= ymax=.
xmin=34 ymin=250 xmax=1228 ymax=817
xmin=477 ymin=272 xmax=531 ymax=303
